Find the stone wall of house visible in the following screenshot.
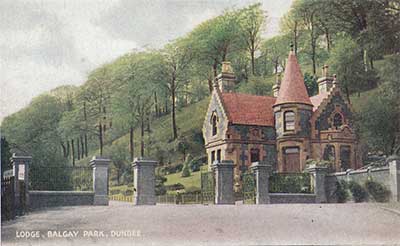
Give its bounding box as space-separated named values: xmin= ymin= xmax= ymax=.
xmin=325 ymin=167 xmax=390 ymax=202
xmin=29 ymin=191 xmax=94 ymax=210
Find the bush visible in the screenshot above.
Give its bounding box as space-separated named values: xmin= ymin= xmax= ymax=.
xmin=155 ymin=175 xmax=167 ymax=196
xmin=365 ymin=180 xmax=390 ymax=202
xmin=185 ymin=186 xmax=201 ymax=194
xmin=109 ymin=189 xmax=120 ymax=195
xmin=335 ymin=180 xmax=349 ymax=203
xmin=181 ymin=163 xmax=191 ymax=177
xmin=348 ymin=181 xmax=368 ymax=202
xmin=165 ymin=183 xmax=185 ymax=191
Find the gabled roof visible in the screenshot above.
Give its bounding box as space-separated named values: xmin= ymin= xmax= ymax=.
xmin=219 ymin=92 xmax=276 ymax=127
xmin=274 ymin=51 xmax=312 ymax=106
xmin=310 ymin=92 xmax=329 ymax=111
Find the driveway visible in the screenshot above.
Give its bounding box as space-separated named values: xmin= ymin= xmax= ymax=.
xmin=2 ymin=201 xmax=400 ymax=245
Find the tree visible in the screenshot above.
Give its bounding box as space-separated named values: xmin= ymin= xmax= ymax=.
xmin=1 ymin=137 xmax=12 ymax=176
xmin=328 ymin=36 xmax=378 ymax=101
xmin=160 ymin=39 xmax=194 ymax=140
xmin=260 ymin=35 xmax=290 ymax=75
xmin=181 ymin=154 xmax=192 ymax=178
xmin=238 ymin=3 xmax=266 ymax=76
xmin=187 ymin=9 xmax=243 ymax=92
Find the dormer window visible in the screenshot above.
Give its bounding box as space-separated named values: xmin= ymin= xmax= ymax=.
xmin=284 ymin=111 xmax=295 ymax=131
xmin=333 ymin=113 xmax=343 ymax=129
xmin=211 ymin=113 xmax=218 ymax=136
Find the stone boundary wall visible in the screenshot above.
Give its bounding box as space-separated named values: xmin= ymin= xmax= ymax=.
xmin=29 ymin=191 xmax=94 ymax=210
xmin=270 ymin=193 xmax=316 ymax=204
xmin=325 ymin=167 xmax=390 ymax=203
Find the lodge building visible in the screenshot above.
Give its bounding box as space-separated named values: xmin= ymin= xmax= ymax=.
xmin=202 ymin=48 xmax=361 ymax=184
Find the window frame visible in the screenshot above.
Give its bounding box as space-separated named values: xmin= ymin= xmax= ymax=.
xmin=284 ymin=111 xmax=296 ymax=132
xmin=211 ymin=113 xmax=218 ymax=136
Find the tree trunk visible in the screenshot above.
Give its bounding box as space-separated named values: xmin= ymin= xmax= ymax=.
xmin=370 ymin=58 xmax=374 ymax=70
xmin=294 ymin=21 xmax=298 ymax=55
xmin=130 ymin=126 xmax=134 ymax=161
xmin=99 ymin=123 xmax=103 ymax=156
xmin=66 ymin=140 xmax=70 ymax=158
xmin=208 ymin=78 xmax=213 ymax=93
xmin=154 ymin=91 xmax=159 ymax=117
xmin=84 ymin=134 xmax=88 ymax=157
xmin=345 ymin=86 xmax=351 ymax=104
xmin=80 ymin=135 xmax=84 ymax=159
xmin=171 ymin=77 xmax=178 ymax=140
xmin=77 ymin=137 xmax=80 ymax=160
xmin=61 ymin=142 xmax=67 ymax=158
xmin=140 ymin=117 xmax=145 ymax=157
xmin=325 ymin=29 xmax=331 ymax=53
xmin=213 ymin=60 xmax=218 ymax=80
xmin=71 ymin=139 xmax=75 ymax=166
xmin=251 ymin=49 xmax=256 ymax=76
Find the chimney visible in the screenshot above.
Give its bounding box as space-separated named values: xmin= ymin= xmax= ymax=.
xmin=217 ymin=62 xmax=236 ymax=93
xmin=273 ymin=72 xmax=281 ymax=97
xmin=317 ymin=64 xmax=334 ymax=94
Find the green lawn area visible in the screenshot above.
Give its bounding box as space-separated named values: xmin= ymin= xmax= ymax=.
xmin=164 ymin=165 xmax=208 ymax=189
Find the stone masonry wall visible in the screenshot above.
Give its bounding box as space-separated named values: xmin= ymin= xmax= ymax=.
xmin=325 ymin=167 xmax=390 ymax=202
xmin=29 ymin=191 xmax=94 ymax=210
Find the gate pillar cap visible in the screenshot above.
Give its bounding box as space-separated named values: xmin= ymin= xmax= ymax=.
xmin=250 ymin=161 xmax=272 ymax=171
xmin=132 ymin=157 xmax=157 ymax=167
xmin=211 ymin=160 xmax=234 ymax=169
xmin=90 ymin=156 xmax=111 ymax=167
xmin=305 ymin=164 xmax=328 ymax=173
xmin=11 ymin=153 xmax=32 ymax=164
xmin=387 ymin=154 xmax=400 ymax=162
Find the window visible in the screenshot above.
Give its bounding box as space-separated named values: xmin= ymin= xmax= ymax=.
xmin=250 ymin=149 xmax=260 ymax=163
xmin=284 ymin=111 xmax=295 ymax=131
xmin=212 ymin=114 xmax=218 ymax=136
xmin=217 ymin=149 xmax=221 ymax=162
xmin=323 ymin=145 xmax=335 ymax=162
xmin=340 ymin=146 xmax=351 ymax=171
xmin=211 ymin=151 xmax=215 ymax=164
xmin=333 ymin=113 xmax=343 ymax=129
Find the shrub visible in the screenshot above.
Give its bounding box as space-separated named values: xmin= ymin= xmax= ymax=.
xmin=185 ymin=186 xmax=201 ymax=194
xmin=109 ymin=189 xmax=120 ymax=195
xmin=335 ymin=180 xmax=349 ymax=203
xmin=181 ymin=163 xmax=191 ymax=177
xmin=155 ymin=175 xmax=167 ymax=195
xmin=165 ymin=183 xmax=185 ymax=191
xmin=365 ymin=180 xmax=390 ymax=202
xmin=348 ymin=181 xmax=368 ymax=202
xmin=124 ymin=189 xmax=133 ymax=196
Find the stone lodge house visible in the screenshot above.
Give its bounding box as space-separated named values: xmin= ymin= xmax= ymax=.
xmin=202 ymin=49 xmax=361 ymax=180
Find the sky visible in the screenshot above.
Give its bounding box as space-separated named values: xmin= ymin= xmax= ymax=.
xmin=0 ymin=0 xmax=293 ymax=123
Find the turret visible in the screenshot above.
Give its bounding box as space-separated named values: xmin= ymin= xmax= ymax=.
xmin=273 ymin=47 xmax=313 ymax=172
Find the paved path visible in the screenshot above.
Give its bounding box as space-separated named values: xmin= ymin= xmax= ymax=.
xmin=2 ymin=202 xmax=400 ymax=245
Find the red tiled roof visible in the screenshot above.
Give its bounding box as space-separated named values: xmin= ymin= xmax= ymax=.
xmin=310 ymin=92 xmax=329 ymax=111
xmin=220 ymin=93 xmax=276 ymax=127
xmin=274 ymin=51 xmax=312 ymax=106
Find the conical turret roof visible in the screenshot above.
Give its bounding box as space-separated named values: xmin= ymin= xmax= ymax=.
xmin=274 ymin=50 xmax=312 ymax=106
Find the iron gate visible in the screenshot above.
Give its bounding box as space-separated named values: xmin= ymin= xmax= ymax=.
xmin=242 ymin=171 xmax=256 ymax=204
xmin=201 ymin=171 xmax=215 ymax=204
xmin=1 ymin=176 xmax=15 ymax=221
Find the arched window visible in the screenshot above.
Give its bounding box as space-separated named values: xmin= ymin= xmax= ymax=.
xmin=333 ymin=113 xmax=343 ymax=129
xmin=284 ymin=111 xmax=295 ymax=131
xmin=211 ymin=114 xmax=218 ymax=136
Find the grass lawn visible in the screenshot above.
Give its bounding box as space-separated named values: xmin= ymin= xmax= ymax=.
xmin=164 ymin=165 xmax=208 ymax=189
